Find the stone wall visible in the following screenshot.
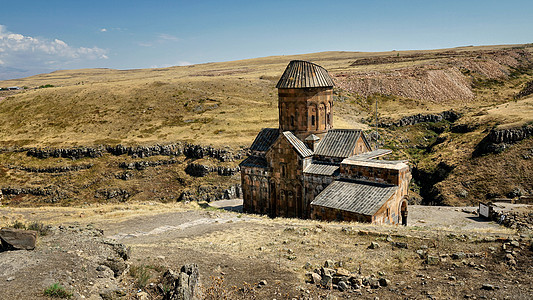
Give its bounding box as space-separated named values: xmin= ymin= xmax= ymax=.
xmin=266 ymin=136 xmax=306 ymax=218
xmin=278 ymin=87 xmax=333 ymax=139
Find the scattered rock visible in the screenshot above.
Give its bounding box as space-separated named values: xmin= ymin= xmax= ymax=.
xmin=378 ymin=278 xmax=390 ymax=287
xmin=391 ymin=242 xmax=408 ymax=249
xmin=0 ymin=228 xmax=37 ymax=251
xmin=368 ymin=242 xmax=380 ymax=249
xmin=426 ymin=256 xmax=439 ymax=265
xmin=338 ymin=281 xmax=350 ymax=291
xmin=324 ymin=260 xmax=335 ymax=268
xmin=321 ymin=274 xmax=333 ymax=288
xmin=451 ymin=252 xmax=466 ymax=260
xmin=257 ymin=280 xmax=267 ymax=288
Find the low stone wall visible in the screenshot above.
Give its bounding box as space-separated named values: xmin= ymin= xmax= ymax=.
xmin=25 ymin=142 xmax=247 ymax=162
xmin=379 ymin=110 xmax=461 ymax=128
xmin=475 ymin=125 xmax=533 ymax=155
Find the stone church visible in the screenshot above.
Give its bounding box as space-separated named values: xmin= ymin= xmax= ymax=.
xmin=240 ymin=60 xmax=411 ymax=225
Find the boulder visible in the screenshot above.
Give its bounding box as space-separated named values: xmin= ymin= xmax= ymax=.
xmin=0 ymin=228 xmax=37 ymax=250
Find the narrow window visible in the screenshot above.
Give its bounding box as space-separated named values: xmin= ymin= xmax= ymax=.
xmin=311 ymin=115 xmax=315 ymax=126
xmin=290 ymin=115 xmax=294 ymax=126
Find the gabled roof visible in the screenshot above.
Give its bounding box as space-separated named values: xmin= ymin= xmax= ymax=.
xmin=281 ymin=131 xmax=313 ymax=158
xmin=239 ymin=156 xmax=268 ymax=168
xmin=314 ymin=129 xmax=371 ymax=158
xmin=276 ymin=60 xmax=335 ymax=89
xmin=250 ymin=128 xmax=279 ymax=152
xmin=311 ymin=179 xmax=398 ymax=216
xmin=304 ymin=162 xmax=339 ymax=176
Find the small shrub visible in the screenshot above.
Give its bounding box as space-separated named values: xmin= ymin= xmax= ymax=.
xmin=129 ymin=265 xmax=151 ymax=289
xmin=27 ymin=222 xmax=51 ymax=236
xmin=12 ymin=220 xmax=26 ymax=229
xmin=204 ymin=276 xmax=229 ymax=300
xmin=43 ymin=283 xmax=72 ymax=299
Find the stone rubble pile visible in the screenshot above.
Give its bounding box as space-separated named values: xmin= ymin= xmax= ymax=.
xmin=305 ymin=260 xmax=391 ymax=293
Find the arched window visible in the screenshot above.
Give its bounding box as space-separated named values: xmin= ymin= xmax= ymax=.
xmin=290 ymin=115 xmax=294 ymax=126
xmin=281 ymin=164 xmax=286 ymax=177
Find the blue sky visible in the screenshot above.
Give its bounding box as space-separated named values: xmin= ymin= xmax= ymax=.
xmin=1 ymin=0 xmax=532 ymax=80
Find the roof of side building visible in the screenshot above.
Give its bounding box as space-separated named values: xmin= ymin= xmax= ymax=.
xmin=311 ymin=179 xmax=398 ymax=216
xmin=304 ymin=162 xmax=339 ymax=176
xmin=282 ymin=131 xmax=313 ymax=157
xmin=250 ymin=128 xmax=279 ymax=152
xmin=239 ymin=156 xmax=268 ymax=168
xmin=276 ymin=60 xmax=335 ymax=89
xmin=314 ymin=129 xmax=371 ymax=158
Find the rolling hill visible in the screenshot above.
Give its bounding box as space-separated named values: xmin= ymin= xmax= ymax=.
xmin=0 ymin=44 xmax=532 ymax=206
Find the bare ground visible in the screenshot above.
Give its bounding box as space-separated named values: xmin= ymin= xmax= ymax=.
xmin=1 ymin=202 xmax=532 ymax=299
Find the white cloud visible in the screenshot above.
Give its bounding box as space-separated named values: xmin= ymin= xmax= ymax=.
xmin=158 ymin=33 xmax=179 ymax=42
xmin=0 ymin=25 xmax=108 ymax=79
xmin=100 ymin=28 xmax=107 ymax=32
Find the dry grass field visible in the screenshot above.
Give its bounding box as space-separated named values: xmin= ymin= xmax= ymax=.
xmin=0 ymin=45 xmax=532 ymax=206
xmin=0 ymin=44 xmax=531 ymax=148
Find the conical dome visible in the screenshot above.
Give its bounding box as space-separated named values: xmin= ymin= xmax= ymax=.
xmin=276 ymin=60 xmax=335 ymax=88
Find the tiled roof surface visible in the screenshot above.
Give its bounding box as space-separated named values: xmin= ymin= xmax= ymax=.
xmin=250 ymin=128 xmax=279 ymax=152
xmin=282 ymin=131 xmax=313 ymax=157
xmin=276 ymin=60 xmax=335 ymax=89
xmin=311 ymin=179 xmax=397 ymax=215
xmin=304 ymin=163 xmax=339 ymax=176
xmin=346 ymin=149 xmax=392 ymax=160
xmin=341 ymin=158 xmax=409 ymax=170
xmin=314 ymin=129 xmax=363 ymax=158
xmin=239 ymin=156 xmax=268 ymax=168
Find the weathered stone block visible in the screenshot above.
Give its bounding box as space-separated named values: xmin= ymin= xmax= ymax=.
xmin=0 ymin=228 xmax=37 ymax=250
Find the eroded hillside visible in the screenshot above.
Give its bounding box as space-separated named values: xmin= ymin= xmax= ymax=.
xmin=1 ymin=44 xmax=533 ymax=206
